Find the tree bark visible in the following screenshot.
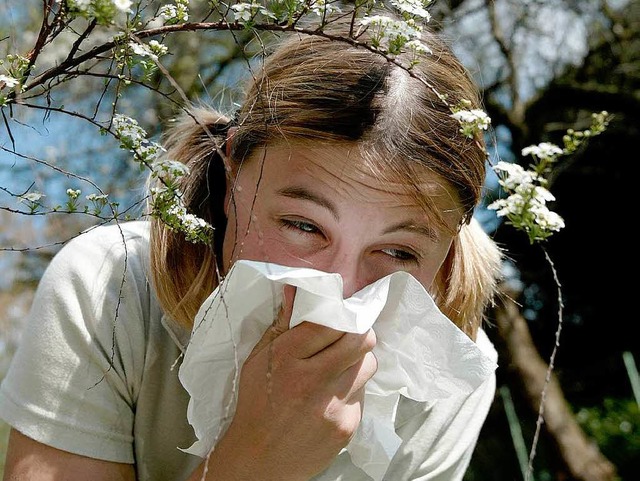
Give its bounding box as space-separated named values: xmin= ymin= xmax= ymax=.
xmin=492 ymin=286 xmax=618 ymax=481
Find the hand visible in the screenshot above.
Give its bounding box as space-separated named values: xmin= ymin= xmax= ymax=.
xmin=206 ymin=285 xmax=378 ymax=481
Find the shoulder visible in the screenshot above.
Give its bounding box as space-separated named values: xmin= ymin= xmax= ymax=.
xmin=32 ymin=220 xmax=154 ymax=323
xmin=476 ymin=328 xmax=499 ymax=365
xmin=26 ymin=220 xmax=159 ymax=368
xmin=0 ymin=223 xmax=159 ymax=464
xmin=45 ymin=220 xmax=150 ymax=283
xmin=59 ymin=219 xmax=150 ymax=259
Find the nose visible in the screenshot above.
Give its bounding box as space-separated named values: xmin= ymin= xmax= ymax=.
xmin=325 ymin=250 xmax=373 ymax=299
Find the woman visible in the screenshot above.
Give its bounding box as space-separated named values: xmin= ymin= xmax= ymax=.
xmin=0 ymin=17 xmax=502 ymax=481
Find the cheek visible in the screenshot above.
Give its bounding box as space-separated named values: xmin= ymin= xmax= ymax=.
xmin=222 ymin=206 xmax=300 ymax=268
xmin=241 ymin=229 xmax=318 ymax=267
xmin=221 ymin=187 xmax=259 ymax=270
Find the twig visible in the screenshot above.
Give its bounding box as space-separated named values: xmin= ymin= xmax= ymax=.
xmin=525 ymin=246 xmax=565 ymax=481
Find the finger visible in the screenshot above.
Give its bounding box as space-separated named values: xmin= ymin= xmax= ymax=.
xmin=313 ymin=328 xmax=377 ymax=374
xmin=346 ymin=384 xmax=366 ymax=411
xmin=334 ymin=351 xmax=378 ymax=401
xmin=247 ymin=284 xmax=296 ymax=361
xmin=278 ymin=322 xmax=346 ymax=359
xmin=274 ymin=284 xmax=296 ymax=333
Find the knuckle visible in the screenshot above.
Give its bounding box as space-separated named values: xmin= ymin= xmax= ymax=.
xmin=362 ymin=328 xmax=377 ymax=351
xmin=364 ymin=351 xmax=378 ymax=378
xmin=322 ymin=402 xmax=361 ymax=444
xmin=332 ymin=416 xmax=360 ymax=444
xmin=332 ymin=421 xmax=357 ymax=444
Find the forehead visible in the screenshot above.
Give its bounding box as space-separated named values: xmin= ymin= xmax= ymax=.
xmin=247 ymin=141 xmax=460 ymax=207
xmin=236 ymin=141 xmax=465 ymax=235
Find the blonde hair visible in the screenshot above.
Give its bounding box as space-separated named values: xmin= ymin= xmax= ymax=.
xmin=150 ymin=22 xmax=502 ymax=339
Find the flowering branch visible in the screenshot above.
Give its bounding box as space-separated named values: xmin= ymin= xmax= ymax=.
xmin=478 ymin=110 xmax=613 ymax=480
xmin=488 ymin=111 xmax=612 ymax=244
xmin=111 ymin=113 xmax=215 ymax=243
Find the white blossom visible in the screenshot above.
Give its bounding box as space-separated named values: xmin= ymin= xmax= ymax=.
xmin=70 ymin=0 xmax=91 ymax=10
xmin=359 ymin=15 xmax=422 ymax=53
xmin=152 ymin=192 xmax=214 ymax=243
xmin=451 ymin=108 xmax=491 ymax=138
xmin=309 ymin=0 xmax=341 ymax=17
xmin=360 ymin=15 xmax=422 ymax=39
xmin=405 ymin=39 xmax=431 ymax=55
xmin=0 ymin=75 xmax=19 ymax=89
xmin=159 ymin=4 xmax=178 ymax=21
xmin=391 ymin=0 xmax=432 ymax=20
xmin=113 ymin=114 xmax=147 ymax=148
xmin=530 ymin=185 xmax=555 ymax=204
xmin=158 ymin=0 xmax=190 ymax=23
xmin=492 ymin=161 xmax=538 ymax=190
xmin=86 ymin=193 xmax=109 ymax=201
xmin=128 ymin=40 xmax=167 ymax=61
xmin=530 ymin=204 xmax=565 ymax=232
xmin=231 ymin=2 xmax=276 ymax=22
xmin=66 ymin=188 xmax=81 ymax=199
xmin=522 ymin=142 xmax=563 ymax=161
xmin=150 ymin=186 xmax=171 ymax=199
xmin=18 ymin=192 xmax=45 ymax=203
xmin=137 ymin=142 xmax=165 ymax=159
xmin=151 ymin=159 xmax=190 ymax=180
xmin=487 ymin=194 xmax=525 ymax=217
xmin=148 ymin=40 xmax=168 ymax=56
xmin=112 ymin=0 xmax=132 ymax=12
xmin=112 ymin=114 xmax=165 ymax=167
xmin=488 ymin=175 xmax=565 ymax=241
xmin=231 ymin=4 xmax=252 ymax=22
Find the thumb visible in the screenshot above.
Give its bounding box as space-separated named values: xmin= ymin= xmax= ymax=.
xmin=247 ymin=284 xmax=296 ymax=360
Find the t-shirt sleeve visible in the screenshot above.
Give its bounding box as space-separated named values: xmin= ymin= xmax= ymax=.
xmin=388 ymin=329 xmax=498 ymax=481
xmin=0 ymin=223 xmax=150 ymax=463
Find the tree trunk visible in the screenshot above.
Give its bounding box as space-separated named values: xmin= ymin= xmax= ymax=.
xmin=492 ymin=286 xmax=618 ymax=481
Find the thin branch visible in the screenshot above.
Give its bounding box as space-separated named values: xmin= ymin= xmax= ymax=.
xmin=0 ymin=205 xmax=145 ymax=253
xmin=525 ymin=246 xmax=565 ymax=481
xmin=20 ymin=19 xmax=430 ymax=97
xmin=23 ymin=0 xmax=61 ymax=83
xmin=1 ymin=108 xmax=16 ymax=151
xmin=63 ymin=18 xmax=98 ymax=65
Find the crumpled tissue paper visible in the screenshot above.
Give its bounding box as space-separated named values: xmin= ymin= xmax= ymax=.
xmin=178 ymin=260 xmax=497 ymax=480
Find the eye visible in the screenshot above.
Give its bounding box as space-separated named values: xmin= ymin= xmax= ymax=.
xmin=380 ymin=247 xmax=418 ymax=264
xmin=280 ymin=219 xmax=322 ymax=235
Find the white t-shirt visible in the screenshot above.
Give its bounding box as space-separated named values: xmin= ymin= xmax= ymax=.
xmin=0 ymin=220 xmax=497 ymax=481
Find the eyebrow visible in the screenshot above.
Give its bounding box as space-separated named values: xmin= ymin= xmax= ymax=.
xmin=383 ymin=221 xmax=440 ymax=242
xmin=277 ymin=186 xmax=339 ymax=220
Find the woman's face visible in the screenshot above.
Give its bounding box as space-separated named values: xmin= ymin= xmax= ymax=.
xmin=222 ymin=142 xmax=463 ymax=298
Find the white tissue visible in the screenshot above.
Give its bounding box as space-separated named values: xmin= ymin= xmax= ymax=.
xmin=178 ymin=260 xmax=497 ymax=481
